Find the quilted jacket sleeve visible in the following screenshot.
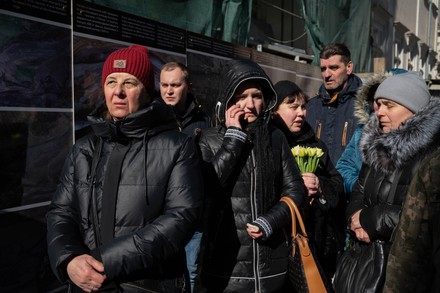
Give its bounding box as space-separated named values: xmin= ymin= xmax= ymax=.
xmin=46 ymin=145 xmax=91 ymax=282
xmin=253 ymin=131 xmax=306 ymax=237
xmin=359 ymin=202 xmax=401 ymax=241
xmin=198 ymin=126 xmax=248 ymax=188
xmin=347 ymin=166 xmax=401 ymax=242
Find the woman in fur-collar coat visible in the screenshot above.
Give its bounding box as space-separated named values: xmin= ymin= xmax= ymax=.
xmin=335 ymin=69 xmax=407 ymax=194
xmin=349 ymin=76 xmax=440 ymax=239
xmin=333 ymin=72 xmax=440 ymax=293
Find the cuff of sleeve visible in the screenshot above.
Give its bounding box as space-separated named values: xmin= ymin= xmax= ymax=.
xmin=225 ymin=127 xmax=247 ymax=142
xmin=253 ymin=217 xmax=273 ymax=240
xmin=90 ymin=247 xmax=102 ymax=262
xmin=57 ymin=254 xmax=77 ymax=282
xmin=359 ymin=208 xmax=378 ymax=240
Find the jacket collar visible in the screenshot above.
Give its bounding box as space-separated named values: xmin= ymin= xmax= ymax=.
xmin=273 ymin=120 xmax=316 ymax=147
xmin=318 ymin=74 xmax=363 ymax=105
xmin=176 ymin=94 xmax=199 ymax=126
xmin=88 ymin=97 xmax=178 ymax=141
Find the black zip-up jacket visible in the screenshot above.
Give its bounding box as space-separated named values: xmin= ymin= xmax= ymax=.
xmin=47 ymin=98 xmax=202 ymax=288
xmin=198 ymin=60 xmax=306 ymax=292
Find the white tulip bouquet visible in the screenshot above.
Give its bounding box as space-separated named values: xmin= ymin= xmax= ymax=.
xmin=291 ymin=146 xmax=324 ymax=174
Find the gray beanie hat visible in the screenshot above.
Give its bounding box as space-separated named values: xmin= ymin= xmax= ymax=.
xmin=374 ymin=72 xmax=430 ymax=113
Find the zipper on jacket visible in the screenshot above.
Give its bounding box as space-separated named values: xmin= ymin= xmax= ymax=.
xmin=342 ymin=121 xmax=348 ymax=147
xmin=250 ymin=150 xmax=261 ymax=292
xmin=91 ymin=178 xmax=102 ymax=246
xmin=316 ymin=122 xmax=322 ymax=140
xmin=89 ymin=137 xmax=103 ymax=247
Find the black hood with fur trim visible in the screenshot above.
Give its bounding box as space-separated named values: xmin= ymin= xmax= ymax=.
xmin=359 ymin=96 xmax=440 ymax=173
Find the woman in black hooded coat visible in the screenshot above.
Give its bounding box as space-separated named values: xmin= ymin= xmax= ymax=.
xmin=197 ymin=60 xmax=306 ymax=292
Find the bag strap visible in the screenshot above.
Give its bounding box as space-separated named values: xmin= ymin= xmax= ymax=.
xmin=101 ymin=142 xmax=130 ymax=244
xmin=90 ymin=136 xmax=103 ymax=246
xmin=280 ymin=196 xmax=327 ymax=293
xmin=280 ymin=196 xmax=307 ymax=237
xmin=387 ymin=168 xmax=403 ymax=204
xmin=388 ymin=158 xmax=421 ymax=204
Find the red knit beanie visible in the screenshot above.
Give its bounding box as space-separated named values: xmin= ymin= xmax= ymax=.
xmin=102 ymin=45 xmax=154 ymax=96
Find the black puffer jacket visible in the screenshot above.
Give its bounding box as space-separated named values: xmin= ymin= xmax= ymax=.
xmin=198 ymin=60 xmax=305 ymax=292
xmin=47 ymin=98 xmax=202 ymax=287
xmin=347 ymin=97 xmax=440 ymax=242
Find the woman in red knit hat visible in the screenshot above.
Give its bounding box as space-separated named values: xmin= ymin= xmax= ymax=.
xmin=46 ymin=44 xmax=202 ymax=292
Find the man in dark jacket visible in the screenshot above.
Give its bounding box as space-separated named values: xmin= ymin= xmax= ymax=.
xmin=198 ymin=59 xmax=306 ymax=292
xmin=306 ymin=43 xmax=362 ymax=166
xmin=47 ymin=45 xmax=202 ymax=292
xmin=160 ymin=62 xmax=211 ymax=293
xmin=160 ymin=62 xmax=211 ymax=138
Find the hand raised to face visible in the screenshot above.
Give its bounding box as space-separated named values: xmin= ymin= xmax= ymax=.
xmin=225 ymin=104 xmax=245 ymax=129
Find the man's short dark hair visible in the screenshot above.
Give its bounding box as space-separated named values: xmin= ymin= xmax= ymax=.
xmin=161 ymin=62 xmax=190 ymax=84
xmin=320 ymin=43 xmax=351 ymax=64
